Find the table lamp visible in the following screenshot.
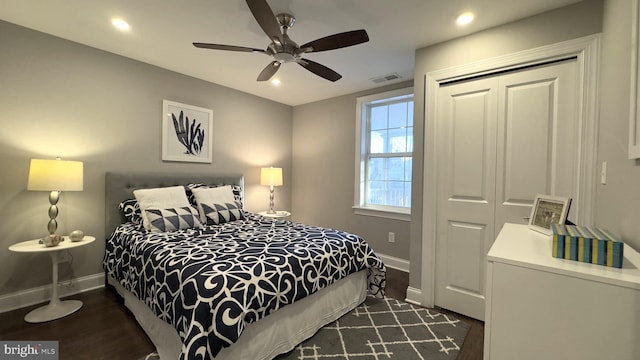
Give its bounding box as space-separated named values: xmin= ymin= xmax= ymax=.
xmin=27 ymin=158 xmax=84 ymax=235
xmin=260 ymin=167 xmax=283 ymax=214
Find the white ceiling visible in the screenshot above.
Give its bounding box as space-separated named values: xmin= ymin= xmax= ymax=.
xmin=1 ymin=0 xmax=581 ymax=106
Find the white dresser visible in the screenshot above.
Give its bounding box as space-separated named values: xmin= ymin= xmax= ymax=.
xmin=484 ymin=223 xmax=640 ymax=360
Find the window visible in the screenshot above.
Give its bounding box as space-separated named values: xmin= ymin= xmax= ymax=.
xmin=354 ymin=87 xmax=413 ymax=220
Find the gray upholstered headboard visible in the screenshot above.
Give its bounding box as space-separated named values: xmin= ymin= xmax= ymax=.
xmin=105 ymin=172 xmax=244 ymax=236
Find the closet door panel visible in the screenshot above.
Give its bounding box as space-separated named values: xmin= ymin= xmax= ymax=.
xmin=435 ymin=78 xmax=498 ymax=320
xmin=495 ymin=59 xmax=578 ymax=228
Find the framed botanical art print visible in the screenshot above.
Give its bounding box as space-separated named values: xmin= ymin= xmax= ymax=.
xmin=528 ymin=194 xmax=572 ymax=235
xmin=162 ymin=100 xmax=213 ymax=163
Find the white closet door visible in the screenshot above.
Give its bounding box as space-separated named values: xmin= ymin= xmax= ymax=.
xmin=495 ymin=60 xmax=578 ymax=229
xmin=435 ymin=59 xmax=579 ymax=320
xmin=435 ymin=77 xmax=498 ymax=320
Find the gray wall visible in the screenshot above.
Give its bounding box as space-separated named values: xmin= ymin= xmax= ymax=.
xmin=291 ymin=81 xmax=413 ymax=261
xmin=0 ymin=20 xmax=292 ymax=296
xmin=409 ymin=0 xmax=605 ymax=288
xmin=596 ymin=1 xmax=640 ymax=251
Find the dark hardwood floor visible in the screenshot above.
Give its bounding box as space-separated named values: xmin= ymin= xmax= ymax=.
xmin=0 ymin=269 xmax=483 ymax=359
xmin=0 ymin=288 xmax=155 ymax=360
xmin=384 ymin=267 xmax=484 ymax=360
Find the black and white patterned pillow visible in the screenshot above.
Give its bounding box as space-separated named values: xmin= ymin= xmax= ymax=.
xmin=119 ymin=199 xmax=142 ymax=225
xmin=201 ymin=201 xmax=244 ymax=225
xmin=145 ymin=206 xmax=202 ymax=233
xmin=187 ymin=183 xmax=243 ymax=208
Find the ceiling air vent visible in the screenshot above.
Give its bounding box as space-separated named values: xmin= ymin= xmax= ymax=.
xmin=370 ymin=73 xmax=401 ymax=84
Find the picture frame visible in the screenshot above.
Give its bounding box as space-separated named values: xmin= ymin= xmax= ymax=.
xmin=162 ymin=100 xmax=213 ymax=163
xmin=528 ymin=194 xmax=572 ymax=235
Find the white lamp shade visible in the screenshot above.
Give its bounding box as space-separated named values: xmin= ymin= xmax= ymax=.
xmin=27 ymin=159 xmax=84 ymax=191
xmin=260 ymin=167 xmax=283 ymax=186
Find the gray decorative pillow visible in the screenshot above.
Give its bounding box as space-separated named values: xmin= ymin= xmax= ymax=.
xmin=201 ymin=201 xmax=244 ymax=225
xmin=145 ymin=206 xmax=202 ymax=233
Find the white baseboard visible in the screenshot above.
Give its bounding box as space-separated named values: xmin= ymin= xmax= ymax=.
xmin=405 ymin=286 xmax=423 ymax=306
xmin=0 ymin=272 xmax=105 ymax=314
xmin=376 ymin=253 xmax=410 ymax=272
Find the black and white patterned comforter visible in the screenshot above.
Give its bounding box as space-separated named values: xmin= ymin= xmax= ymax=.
xmin=103 ymin=213 xmax=386 ymax=360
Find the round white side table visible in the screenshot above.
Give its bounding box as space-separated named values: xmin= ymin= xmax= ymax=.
xmin=258 ymin=210 xmax=291 ymax=219
xmin=8 ymin=235 xmax=95 ymax=323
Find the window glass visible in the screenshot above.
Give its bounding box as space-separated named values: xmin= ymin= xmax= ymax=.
xmin=388 ymin=102 xmax=407 ymax=129
xmin=355 ymin=88 xmax=414 ymax=217
xmin=370 ymin=106 xmax=387 ymax=130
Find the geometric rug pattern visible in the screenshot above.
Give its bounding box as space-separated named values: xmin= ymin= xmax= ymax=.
xmin=275 ymin=296 xmax=470 ymax=360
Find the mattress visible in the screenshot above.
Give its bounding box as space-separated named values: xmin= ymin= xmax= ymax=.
xmin=109 ymin=270 xmax=367 ymax=360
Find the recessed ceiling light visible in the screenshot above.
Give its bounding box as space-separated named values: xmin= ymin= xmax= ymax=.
xmin=456 ymin=12 xmax=474 ymax=26
xmin=271 ymin=78 xmax=281 ymax=86
xmin=111 ymin=18 xmax=130 ymax=31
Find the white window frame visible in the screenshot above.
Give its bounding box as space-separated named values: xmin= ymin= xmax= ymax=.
xmin=354 ymin=87 xmax=413 ymax=221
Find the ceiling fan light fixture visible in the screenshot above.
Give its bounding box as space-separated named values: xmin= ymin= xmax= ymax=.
xmin=271 ymin=78 xmax=281 ymax=86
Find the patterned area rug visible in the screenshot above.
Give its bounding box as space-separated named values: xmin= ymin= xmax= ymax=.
xmin=275 ymin=296 xmax=469 ymax=360
xmin=139 ymin=296 xmax=469 ymax=360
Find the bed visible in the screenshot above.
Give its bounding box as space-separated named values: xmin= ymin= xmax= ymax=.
xmin=103 ymin=172 xmax=386 ymax=360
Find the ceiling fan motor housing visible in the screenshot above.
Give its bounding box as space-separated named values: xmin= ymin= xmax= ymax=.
xmin=268 ymin=14 xmax=299 ymax=63
xmin=268 ymin=36 xmax=299 ymax=62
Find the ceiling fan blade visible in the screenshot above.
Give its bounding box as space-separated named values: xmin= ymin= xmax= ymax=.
xmin=246 ymin=0 xmax=281 ymax=42
xmin=257 ymin=61 xmax=281 ymax=81
xmin=193 ymin=42 xmax=265 ymax=53
xmin=299 ymin=30 xmax=369 ymax=53
xmin=297 ymin=58 xmax=342 ymax=82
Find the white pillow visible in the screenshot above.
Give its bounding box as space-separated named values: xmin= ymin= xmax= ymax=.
xmin=133 ymin=186 xmax=191 ymax=230
xmin=191 ymin=186 xmax=237 ymax=223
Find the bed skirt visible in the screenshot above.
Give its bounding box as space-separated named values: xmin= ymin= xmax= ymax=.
xmin=108 ymin=270 xmax=368 ymax=359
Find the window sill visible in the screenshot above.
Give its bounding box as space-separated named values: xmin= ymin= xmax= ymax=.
xmin=352 ymin=206 xmax=411 ymax=221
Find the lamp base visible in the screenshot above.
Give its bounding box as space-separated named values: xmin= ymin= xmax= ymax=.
xmin=47 ymin=190 xmax=60 ymax=235
xmin=268 ymin=186 xmax=276 ymax=214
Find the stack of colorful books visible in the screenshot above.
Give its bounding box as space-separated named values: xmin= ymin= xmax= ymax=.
xmin=550 ymin=224 xmax=624 ymax=268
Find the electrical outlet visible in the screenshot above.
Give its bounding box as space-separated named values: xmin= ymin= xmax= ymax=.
xmin=388 ymin=232 xmax=395 ymax=243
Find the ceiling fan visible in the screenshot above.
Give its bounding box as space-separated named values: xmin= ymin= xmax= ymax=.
xmin=193 ymin=0 xmax=369 ymax=82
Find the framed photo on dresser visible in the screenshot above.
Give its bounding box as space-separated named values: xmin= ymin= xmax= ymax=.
xmin=528 ymin=194 xmax=572 ymax=235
